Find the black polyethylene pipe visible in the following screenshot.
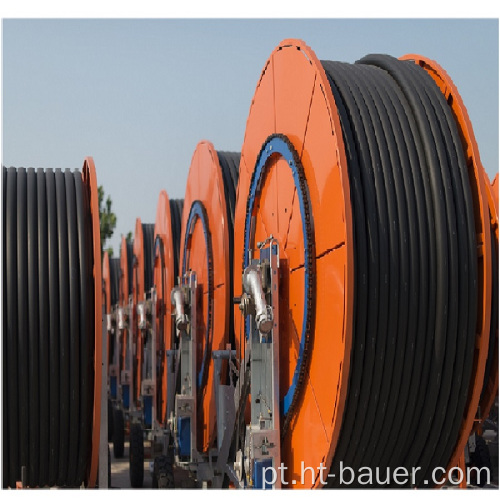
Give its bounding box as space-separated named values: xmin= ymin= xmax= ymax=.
xmin=2 ymin=166 xmax=95 ymax=488
xmin=217 ymin=151 xmax=240 ymax=349
xmin=321 ymin=55 xmax=478 ymax=488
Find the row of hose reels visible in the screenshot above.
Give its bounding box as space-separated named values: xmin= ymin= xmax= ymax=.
xmin=3 ymin=159 xmax=103 ymax=488
xmin=176 ymin=142 xmax=240 ymax=454
xmin=103 ymin=193 xmax=183 ymax=446
xmin=102 ymin=140 xmax=240 ymax=487
xmin=6 ymin=38 xmax=495 ymax=491
xmin=232 ymin=40 xmax=498 ymax=488
xmin=103 ymin=40 xmax=497 ymax=489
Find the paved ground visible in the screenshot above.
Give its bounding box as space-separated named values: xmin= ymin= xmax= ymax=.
xmin=108 ymin=440 xmax=196 ymax=489
xmin=108 ymin=441 xmax=152 ymax=489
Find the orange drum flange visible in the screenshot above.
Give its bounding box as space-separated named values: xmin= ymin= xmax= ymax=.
xmin=102 ymin=251 xmax=112 ymax=315
xmin=82 ymin=157 xmax=103 ymax=488
xmin=234 ymin=39 xmax=354 ymax=488
xmin=400 ymin=54 xmax=494 ymax=478
xmin=153 ymin=190 xmax=183 ymax=424
xmin=179 ymin=141 xmax=240 ymax=453
xmin=473 ymin=170 xmax=499 ymax=436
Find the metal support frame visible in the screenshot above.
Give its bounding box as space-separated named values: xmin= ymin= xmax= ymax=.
xmin=108 ymin=311 xmax=121 ymax=403
xmin=167 ymin=238 xmax=281 ymax=490
xmin=242 ymin=236 xmax=281 ymax=489
xmin=139 ymin=288 xmax=172 ymax=458
xmin=173 ymin=272 xmax=200 ymax=465
xmin=118 ymin=298 xmax=134 ymax=418
xmin=138 ymin=293 xmax=155 ymax=427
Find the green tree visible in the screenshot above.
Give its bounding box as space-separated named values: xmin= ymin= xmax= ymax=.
xmin=99 ymin=185 xmax=117 ymax=256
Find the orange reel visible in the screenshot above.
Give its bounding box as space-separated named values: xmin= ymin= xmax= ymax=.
xmin=234 ymin=39 xmax=354 ymax=488
xmin=153 ymin=190 xmax=183 ymax=424
xmin=82 ymin=157 xmax=102 ymax=488
xmin=132 ymin=218 xmax=155 ymax=406
xmin=179 ymin=141 xmax=239 ymax=453
xmin=235 ymin=40 xmax=494 ymax=489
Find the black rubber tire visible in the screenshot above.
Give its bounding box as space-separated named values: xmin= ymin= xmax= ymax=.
xmin=113 ymin=408 xmax=125 ymax=459
xmin=129 ymin=423 xmax=144 ymax=488
xmin=108 ymin=399 xmax=114 ymax=442
xmin=152 ymin=455 xmax=174 ymax=489
xmin=469 ymin=434 xmax=493 ymax=488
xmin=108 ymin=445 xmax=112 ymax=488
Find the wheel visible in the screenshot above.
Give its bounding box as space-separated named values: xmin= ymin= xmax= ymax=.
xmin=108 ymin=399 xmax=114 ymax=442
xmin=129 ymin=423 xmax=144 ymax=488
xmin=469 ymin=434 xmax=493 ymax=487
xmin=152 ymin=455 xmax=174 ymax=489
xmin=108 ymin=445 xmax=111 ymax=488
xmin=112 ymin=408 xmax=124 ymax=459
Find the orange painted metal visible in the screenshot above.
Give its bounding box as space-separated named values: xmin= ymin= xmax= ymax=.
xmin=153 ymin=190 xmax=176 ymax=424
xmin=400 ymin=54 xmax=493 ymax=483
xmin=133 ymin=218 xmax=146 ymax=405
xmin=82 ymin=157 xmax=102 ymax=488
xmin=492 ymin=174 xmax=499 ymax=210
xmin=179 ymin=141 xmax=233 ymax=453
xmin=473 ymin=170 xmax=499 ymax=435
xmin=234 ymin=39 xmax=354 ymax=488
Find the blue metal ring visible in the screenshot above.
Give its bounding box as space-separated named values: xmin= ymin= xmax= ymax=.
xmin=243 ymin=134 xmax=313 ymax=417
xmin=182 ymin=200 xmax=213 ymax=390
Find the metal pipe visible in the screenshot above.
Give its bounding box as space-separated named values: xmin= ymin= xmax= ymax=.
xmin=171 ymin=287 xmax=189 ymax=331
xmin=243 ymin=264 xmax=273 ymax=334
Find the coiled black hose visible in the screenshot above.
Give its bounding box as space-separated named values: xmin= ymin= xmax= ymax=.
xmin=321 ymin=55 xmax=478 ymax=488
xmin=142 ymin=223 xmax=155 ymax=294
xmin=109 ymin=258 xmax=121 ymax=308
xmin=125 ymin=240 xmax=134 ymax=299
xmin=107 ymin=257 xmax=120 ymax=366
xmin=3 ymin=166 xmax=96 ymax=488
xmin=217 ymin=151 xmax=240 ymax=348
xmin=169 ymin=198 xmax=184 ymax=281
xmin=481 ymin=224 xmax=498 ymax=403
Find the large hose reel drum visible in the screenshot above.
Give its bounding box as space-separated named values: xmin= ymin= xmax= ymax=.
xmin=233 ymin=39 xmax=495 ymax=488
xmin=178 ymin=141 xmax=239 ymax=453
xmin=153 ymin=190 xmax=183 ymax=424
xmin=3 ymin=158 xmax=102 ymax=488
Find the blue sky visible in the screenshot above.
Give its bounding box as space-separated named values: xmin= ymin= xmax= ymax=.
xmin=2 ymin=18 xmax=498 ymax=254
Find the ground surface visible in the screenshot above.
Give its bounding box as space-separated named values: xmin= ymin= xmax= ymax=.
xmin=108 ymin=440 xmax=196 ymax=489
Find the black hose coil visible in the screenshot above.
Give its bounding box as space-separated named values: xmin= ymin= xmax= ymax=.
xmin=3 ymin=166 xmax=96 ymax=488
xmin=321 ymin=55 xmax=478 ymax=488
